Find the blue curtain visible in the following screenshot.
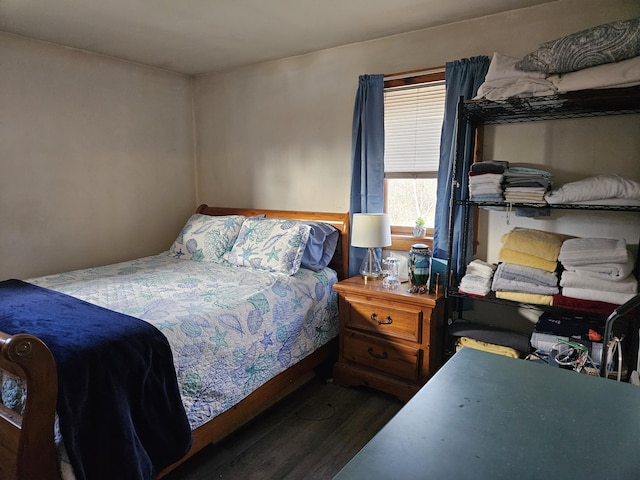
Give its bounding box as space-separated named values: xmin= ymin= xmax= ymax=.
xmin=432 ymin=56 xmax=489 ymax=281
xmin=349 ymin=74 xmax=385 ymax=277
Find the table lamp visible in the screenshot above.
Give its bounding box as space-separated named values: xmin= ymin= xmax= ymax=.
xmin=351 ymin=213 xmax=392 ymax=280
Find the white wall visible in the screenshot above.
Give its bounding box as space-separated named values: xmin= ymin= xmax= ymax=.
xmin=2 ymin=0 xmax=639 ymax=293
xmin=0 ymin=33 xmax=196 ymax=279
xmin=193 ymin=0 xmax=640 ymax=332
xmin=194 ymin=0 xmax=639 ymax=214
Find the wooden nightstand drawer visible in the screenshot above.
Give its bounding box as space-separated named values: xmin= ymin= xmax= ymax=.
xmin=333 ymin=275 xmax=444 ymax=401
xmin=343 ymin=330 xmax=420 ymax=382
xmin=345 ymin=295 xmax=422 ymax=343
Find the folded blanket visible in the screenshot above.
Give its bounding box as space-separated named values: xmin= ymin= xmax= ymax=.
xmin=474 ymin=52 xmax=555 ymax=101
xmin=456 ymin=336 xmax=521 ymax=358
xmin=504 ymin=186 xmax=547 ymax=193
xmin=549 ymin=55 xmax=640 ymax=92
xmin=470 ymin=160 xmax=509 ymax=174
xmin=503 ymin=167 xmax=552 ymax=179
xmin=545 ymin=175 xmax=640 ymax=204
xmin=494 ymin=262 xmax=558 ymax=287
xmin=0 ymin=280 xmax=192 ymax=480
xmin=491 ymin=263 xmax=559 ymax=295
xmin=492 ymin=277 xmax=559 ymax=295
xmin=503 ymin=178 xmax=551 ymax=189
xmin=503 ymin=193 xmax=546 ymax=203
xmin=495 ymin=290 xmax=554 ymax=306
xmin=500 ymin=227 xmax=566 ymax=262
xmin=498 ymin=247 xmax=558 ymax=272
xmin=474 ymin=77 xmax=557 ymax=101
xmin=468 ymin=173 xmax=504 ymax=184
xmin=469 ymin=184 xmax=504 ymax=195
xmin=470 ymin=193 xmax=505 ymax=202
xmin=564 ymin=256 xmax=635 ymax=281
xmin=561 ymin=286 xmax=637 ymax=306
xmin=558 ymin=237 xmax=629 ymax=266
xmin=560 ymin=271 xmax=638 ymax=294
xmin=552 ymin=294 xmax=624 ymax=316
xmin=559 ymin=198 xmax=640 ymax=206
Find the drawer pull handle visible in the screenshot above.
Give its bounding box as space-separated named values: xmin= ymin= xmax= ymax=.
xmin=367 ymin=347 xmax=388 ymax=360
xmin=370 ymin=313 xmax=393 ymax=325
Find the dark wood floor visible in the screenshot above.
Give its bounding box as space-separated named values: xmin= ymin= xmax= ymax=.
xmin=164 ymin=376 xmax=403 ymax=480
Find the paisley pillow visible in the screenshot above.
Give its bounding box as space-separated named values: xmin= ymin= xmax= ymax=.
xmin=169 ymin=214 xmax=246 ymax=262
xmin=516 ymin=18 xmax=640 ymax=74
xmin=228 ymin=218 xmax=311 ymax=275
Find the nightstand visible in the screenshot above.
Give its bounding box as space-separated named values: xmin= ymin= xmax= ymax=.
xmin=333 ymin=276 xmax=445 ymax=402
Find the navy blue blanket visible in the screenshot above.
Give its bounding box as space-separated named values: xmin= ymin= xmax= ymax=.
xmin=0 ymin=279 xmax=192 ymax=480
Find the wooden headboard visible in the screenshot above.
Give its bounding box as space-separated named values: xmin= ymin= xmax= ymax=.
xmin=196 ymin=204 xmax=350 ymax=280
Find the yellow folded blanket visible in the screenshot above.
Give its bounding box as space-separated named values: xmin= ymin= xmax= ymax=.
xmin=498 ymin=248 xmax=558 ymax=272
xmin=456 ymin=337 xmax=520 ymax=358
xmin=495 ymin=290 xmax=554 ymax=306
xmin=500 ymin=227 xmax=568 ymax=262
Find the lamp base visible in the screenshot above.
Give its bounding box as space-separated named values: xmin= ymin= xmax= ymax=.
xmin=359 ymin=247 xmax=382 ymax=280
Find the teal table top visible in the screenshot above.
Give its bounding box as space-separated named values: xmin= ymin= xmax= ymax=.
xmin=334 ymin=347 xmax=640 ymax=480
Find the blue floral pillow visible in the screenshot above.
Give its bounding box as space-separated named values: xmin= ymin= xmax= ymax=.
xmin=169 ymin=214 xmax=246 ymax=262
xmin=228 ymin=218 xmax=311 ymax=275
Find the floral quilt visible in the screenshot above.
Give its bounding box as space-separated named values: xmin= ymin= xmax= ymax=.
xmin=12 ymin=253 xmax=338 ymax=430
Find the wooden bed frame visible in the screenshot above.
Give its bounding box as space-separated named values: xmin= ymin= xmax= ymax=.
xmin=0 ymin=205 xmax=350 ymax=480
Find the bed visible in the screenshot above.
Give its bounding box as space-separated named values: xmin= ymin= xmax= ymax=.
xmin=0 ymin=205 xmax=350 ymax=480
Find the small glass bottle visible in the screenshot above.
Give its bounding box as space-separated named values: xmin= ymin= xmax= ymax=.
xmin=382 ymin=254 xmax=401 ymax=289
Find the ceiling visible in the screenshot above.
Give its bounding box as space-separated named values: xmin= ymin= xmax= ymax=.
xmin=0 ymin=0 xmax=554 ymax=75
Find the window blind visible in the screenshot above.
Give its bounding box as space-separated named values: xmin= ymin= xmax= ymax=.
xmin=384 ymin=81 xmax=446 ymax=178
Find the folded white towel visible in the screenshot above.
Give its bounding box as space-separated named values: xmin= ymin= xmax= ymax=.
xmin=561 ymin=287 xmax=637 ymax=306
xmin=564 ymin=256 xmax=635 ymax=282
xmin=459 ymin=260 xmax=497 ymax=296
xmin=459 ymin=275 xmax=493 ymax=296
xmin=559 ymin=237 xmax=629 ymax=266
xmin=465 ymin=259 xmax=497 ymax=278
xmin=560 ymin=271 xmax=638 ymax=294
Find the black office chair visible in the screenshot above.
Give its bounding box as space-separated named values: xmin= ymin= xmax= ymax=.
xmin=599 ymin=293 xmax=640 ymax=379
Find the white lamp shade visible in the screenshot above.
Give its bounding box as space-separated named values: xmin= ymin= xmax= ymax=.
xmin=351 ymin=213 xmax=392 ymax=248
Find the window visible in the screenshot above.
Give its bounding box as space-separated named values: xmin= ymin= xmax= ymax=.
xmin=384 ymin=70 xmax=445 ymax=241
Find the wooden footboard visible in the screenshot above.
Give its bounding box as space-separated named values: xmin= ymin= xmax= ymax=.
xmin=0 ymin=333 xmax=338 ymax=480
xmin=0 ymin=332 xmax=59 ymax=480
